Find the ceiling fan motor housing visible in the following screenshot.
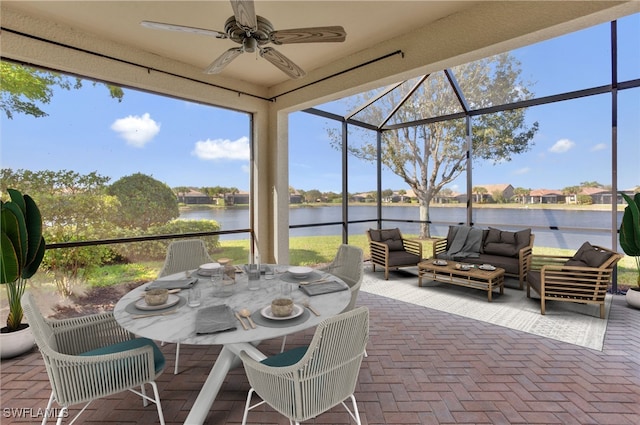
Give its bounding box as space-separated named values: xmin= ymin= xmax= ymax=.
xmin=224 ymin=15 xmax=273 ymax=49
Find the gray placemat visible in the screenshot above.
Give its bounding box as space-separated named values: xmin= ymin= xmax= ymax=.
xmin=125 ymin=295 xmax=187 ymax=315
xmin=146 ymin=277 xmax=198 ymax=290
xmin=195 ymin=305 xmax=237 ymax=334
xmin=280 ymin=271 xmax=322 ymax=283
xmin=251 ymin=307 xmax=311 ymax=328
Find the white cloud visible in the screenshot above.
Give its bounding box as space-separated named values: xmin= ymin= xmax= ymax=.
xmin=192 ymin=136 xmax=250 ymax=161
xmin=549 ymin=138 xmax=575 ymax=153
xmin=111 ymin=113 xmax=160 ymax=147
xmin=590 ymin=143 xmax=607 ymax=152
xmin=513 ymin=167 xmax=531 ymax=175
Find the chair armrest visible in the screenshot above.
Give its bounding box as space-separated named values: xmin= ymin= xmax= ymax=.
xmin=432 ymin=238 xmax=447 ymax=256
xmin=43 ymin=344 xmax=158 ymax=405
xmin=49 ymin=311 xmax=134 ymax=355
xmin=403 ymin=239 xmax=423 ymax=257
xmin=369 ymin=240 xmax=390 ymax=265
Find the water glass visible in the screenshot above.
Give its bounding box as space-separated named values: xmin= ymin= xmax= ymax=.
xmin=280 ymin=282 xmax=292 ymax=299
xmin=188 ymin=285 xmax=201 ymax=307
xmin=216 ymin=275 xmax=235 ymax=297
xmin=264 ymin=268 xmax=275 ymax=280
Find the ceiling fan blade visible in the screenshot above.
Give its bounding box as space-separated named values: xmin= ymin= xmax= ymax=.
xmin=270 ymin=26 xmax=346 ymax=44
xmin=230 ymin=0 xmax=257 ymax=32
xmin=204 ymin=48 xmax=243 ymax=74
xmin=260 ymin=47 xmax=306 ymax=79
xmin=140 ymin=20 xmax=226 ymax=38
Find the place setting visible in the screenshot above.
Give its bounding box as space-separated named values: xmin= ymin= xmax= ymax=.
xmin=249 ymin=283 xmax=311 ymax=328
xmin=125 ymin=288 xmax=187 ymax=319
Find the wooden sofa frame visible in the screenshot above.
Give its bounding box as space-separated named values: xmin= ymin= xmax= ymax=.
xmin=526 ymin=245 xmax=623 ymax=319
xmin=431 ymin=233 xmax=535 ymax=289
xmin=367 ymin=229 xmax=423 ymax=280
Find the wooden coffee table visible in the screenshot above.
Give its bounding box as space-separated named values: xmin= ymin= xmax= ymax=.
xmin=418 ymin=259 xmax=505 ymax=302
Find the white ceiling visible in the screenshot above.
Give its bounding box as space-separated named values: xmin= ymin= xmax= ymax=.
xmin=3 ymin=1 xmax=475 ymax=87
xmin=2 ymin=1 xmax=639 ymax=107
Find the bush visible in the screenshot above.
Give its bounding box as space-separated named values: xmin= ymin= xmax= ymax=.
xmin=111 ymin=219 xmax=221 ymax=262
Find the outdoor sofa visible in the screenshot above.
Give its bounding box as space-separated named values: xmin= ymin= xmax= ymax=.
xmin=432 ymin=225 xmax=535 ymax=289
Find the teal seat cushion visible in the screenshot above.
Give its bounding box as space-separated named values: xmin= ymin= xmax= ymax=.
xmin=80 ymin=337 xmax=165 ymax=374
xmin=261 ymin=346 xmax=308 ymax=367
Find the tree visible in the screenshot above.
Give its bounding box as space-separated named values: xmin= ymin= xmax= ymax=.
xmin=0 ymin=61 xmax=124 ymax=119
xmin=472 ymin=186 xmax=488 ymax=203
xmin=513 ymin=187 xmax=530 ymax=204
xmin=329 ymin=53 xmax=538 ymax=238
xmin=107 ymin=173 xmax=179 ymax=229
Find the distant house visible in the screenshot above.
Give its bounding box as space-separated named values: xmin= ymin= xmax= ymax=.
xmin=579 ymin=187 xmax=613 ymax=204
xmin=474 ymin=184 xmax=515 ymax=203
xmin=178 ymin=189 xmax=214 ymax=205
xmin=225 ymin=191 xmax=250 ymax=205
xmin=289 ymin=192 xmax=303 ymax=204
xmin=528 ymin=189 xmax=565 ymax=204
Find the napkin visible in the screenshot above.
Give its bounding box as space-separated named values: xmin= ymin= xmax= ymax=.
xmin=146 ymin=277 xmax=198 ymax=290
xmin=299 ymin=280 xmax=349 ymax=296
xmin=195 ymin=305 xmax=237 ymax=334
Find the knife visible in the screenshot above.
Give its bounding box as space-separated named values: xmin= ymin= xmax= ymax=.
xmin=132 ymin=310 xmax=177 ymax=320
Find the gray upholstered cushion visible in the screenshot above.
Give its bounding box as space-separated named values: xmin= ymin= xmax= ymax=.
xmin=566 ymin=241 xmax=612 ymax=268
xmin=483 ymin=227 xmax=531 ymax=258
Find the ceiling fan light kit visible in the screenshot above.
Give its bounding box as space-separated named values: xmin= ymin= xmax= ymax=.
xmin=141 ymin=0 xmax=346 ymax=79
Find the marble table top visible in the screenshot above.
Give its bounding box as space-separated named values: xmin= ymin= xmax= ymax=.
xmin=114 ymin=265 xmax=351 ymax=345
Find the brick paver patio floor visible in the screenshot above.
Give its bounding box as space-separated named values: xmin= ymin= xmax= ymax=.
xmin=2 ymin=288 xmax=639 ymax=424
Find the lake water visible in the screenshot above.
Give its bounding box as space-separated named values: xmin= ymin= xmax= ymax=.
xmin=180 ymin=205 xmax=623 ymax=250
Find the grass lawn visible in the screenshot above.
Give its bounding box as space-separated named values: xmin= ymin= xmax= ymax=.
xmin=16 ymin=234 xmax=638 ymax=299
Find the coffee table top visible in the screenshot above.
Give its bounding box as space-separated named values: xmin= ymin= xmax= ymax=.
xmin=419 ymin=259 xmax=505 ymax=277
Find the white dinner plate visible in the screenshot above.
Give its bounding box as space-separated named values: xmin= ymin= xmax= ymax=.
xmin=288 ymin=266 xmax=313 ymax=279
xmin=260 ymin=304 xmax=304 ymax=321
xmin=433 ymin=260 xmax=448 ymax=266
xmin=479 ymin=264 xmax=497 ymax=271
xmin=135 ymin=294 xmax=181 ymax=311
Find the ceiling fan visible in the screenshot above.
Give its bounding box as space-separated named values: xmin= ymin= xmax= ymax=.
xmin=141 ymin=0 xmax=346 ymax=79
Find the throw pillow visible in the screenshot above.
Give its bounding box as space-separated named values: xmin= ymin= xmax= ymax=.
xmin=564 ymin=241 xmax=612 ymax=268
xmin=369 ymin=229 xmax=382 ymax=242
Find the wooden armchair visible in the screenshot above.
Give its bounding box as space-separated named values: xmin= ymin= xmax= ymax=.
xmin=366 ymin=228 xmax=422 ymax=280
xmin=526 ymin=242 xmax=623 ymax=319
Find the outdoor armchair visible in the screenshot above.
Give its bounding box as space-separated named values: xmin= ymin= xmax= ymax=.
xmin=367 ymin=228 xmax=422 ymax=280
xmin=21 ymin=292 xmax=166 ymax=425
xmin=526 ymin=242 xmax=622 ymax=318
xmin=158 ymin=238 xmax=214 ymax=374
xmin=239 ymin=307 xmax=369 ymax=425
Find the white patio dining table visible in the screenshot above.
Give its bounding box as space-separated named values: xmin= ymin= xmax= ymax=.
xmin=114 ymin=264 xmax=351 ymax=425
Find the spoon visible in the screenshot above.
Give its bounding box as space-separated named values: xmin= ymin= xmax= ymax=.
xmin=239 ymin=309 xmax=257 ymax=329
xmin=302 ymin=300 xmax=321 ymax=316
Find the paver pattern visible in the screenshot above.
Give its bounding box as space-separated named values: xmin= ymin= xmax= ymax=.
xmin=2 ymin=290 xmax=639 ymax=424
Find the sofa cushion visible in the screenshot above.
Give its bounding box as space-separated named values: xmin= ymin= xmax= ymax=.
xmin=565 ymin=241 xmax=613 ymax=268
xmin=387 ymin=250 xmax=421 ymax=267
xmin=527 ymin=270 xmax=542 ymax=295
xmin=483 ymin=227 xmax=531 ymax=258
xmin=463 ymin=254 xmax=520 ymax=275
xmin=378 ymin=228 xmax=405 ymax=251
xmin=368 ymin=229 xmax=382 ymax=242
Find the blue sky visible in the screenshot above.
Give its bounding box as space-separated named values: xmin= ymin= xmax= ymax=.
xmin=2 ymin=14 xmax=638 ymax=194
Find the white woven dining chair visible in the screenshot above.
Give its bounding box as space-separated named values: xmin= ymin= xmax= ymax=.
xmin=240 ymin=306 xmax=369 ymax=425
xmin=158 ymin=239 xmax=214 ymax=374
xmin=319 ymin=244 xmax=364 ymax=313
xmin=280 ymin=244 xmax=364 ymax=353
xmin=22 ymin=292 xmax=166 ymax=425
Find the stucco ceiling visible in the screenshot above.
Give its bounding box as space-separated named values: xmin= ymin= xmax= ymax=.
xmin=3 ymin=1 xmax=474 ymax=87
xmin=2 ymin=1 xmax=639 ymax=107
